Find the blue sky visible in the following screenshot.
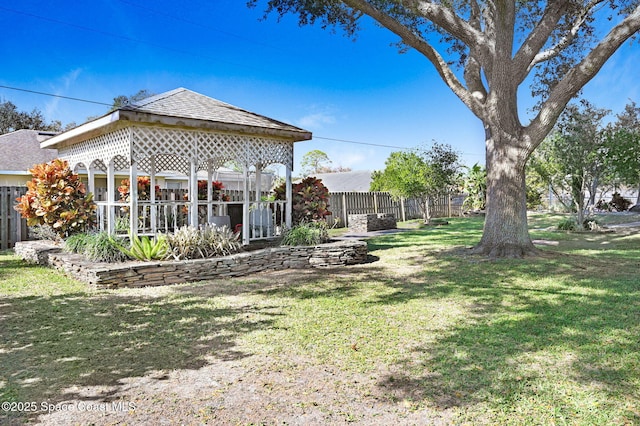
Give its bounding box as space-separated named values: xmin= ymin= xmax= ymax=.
xmin=1 ymin=0 xmax=638 ymax=174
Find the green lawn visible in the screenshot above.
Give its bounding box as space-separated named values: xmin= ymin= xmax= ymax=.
xmin=1 ymin=215 xmax=639 ymax=424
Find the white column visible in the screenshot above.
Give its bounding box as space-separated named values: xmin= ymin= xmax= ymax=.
xmin=255 ymin=164 xmax=262 ymax=204
xmin=242 ymin=164 xmax=250 ymax=245
xmin=107 ymin=160 xmax=116 ymax=234
xmin=129 ymin=161 xmax=138 ymax=237
xmin=149 ymin=156 xmax=157 ymax=234
xmin=190 ymin=159 xmax=199 ymax=227
xmin=87 ymin=165 xmax=96 ymax=196
xmin=207 ymin=159 xmax=214 ymax=222
xmin=285 ymin=164 xmax=292 ymax=228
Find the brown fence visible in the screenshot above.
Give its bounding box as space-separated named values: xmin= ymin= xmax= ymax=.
xmin=0 ymin=186 xmax=28 ymax=249
xmin=327 ymin=192 xmax=466 ymax=228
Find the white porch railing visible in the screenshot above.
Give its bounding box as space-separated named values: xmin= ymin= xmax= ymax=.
xmin=95 ymin=200 xmax=288 ymax=241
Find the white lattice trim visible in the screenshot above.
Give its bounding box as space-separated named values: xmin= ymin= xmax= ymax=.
xmin=58 ymin=125 xmax=294 ymax=175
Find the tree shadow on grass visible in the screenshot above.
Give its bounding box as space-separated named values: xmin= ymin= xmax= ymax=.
xmin=0 ymin=288 xmax=283 ymax=424
xmin=369 ymin=248 xmax=640 ymax=423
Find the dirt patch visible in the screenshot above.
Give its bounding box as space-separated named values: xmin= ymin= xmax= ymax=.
xmin=32 ymin=354 xmax=453 ymax=425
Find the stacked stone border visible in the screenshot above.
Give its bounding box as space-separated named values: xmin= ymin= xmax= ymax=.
xmin=348 ymin=213 xmax=397 ymax=233
xmin=14 ymin=239 xmax=368 ymax=289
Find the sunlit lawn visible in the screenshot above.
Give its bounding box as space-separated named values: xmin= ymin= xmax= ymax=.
xmin=1 ymin=213 xmax=639 ymax=424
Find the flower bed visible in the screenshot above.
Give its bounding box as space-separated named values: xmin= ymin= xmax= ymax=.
xmin=14 ymin=239 xmax=368 ymax=289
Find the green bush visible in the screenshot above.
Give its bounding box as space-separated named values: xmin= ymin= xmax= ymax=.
xmin=114 ymin=234 xmax=169 ymax=261
xmin=166 ymin=225 xmax=242 ymax=260
xmin=557 ymin=217 xmax=579 ymax=231
xmin=64 ymin=232 xmax=130 ymax=262
xmin=281 ymin=222 xmax=330 ymax=246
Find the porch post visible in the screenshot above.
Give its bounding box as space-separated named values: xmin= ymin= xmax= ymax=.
xmin=150 ymin=156 xmax=157 ymax=234
xmin=207 ymin=159 xmax=213 ymax=222
xmin=255 ymin=164 xmax=262 ymax=204
xmin=190 ymin=159 xmax=199 ymax=227
xmin=87 ymin=165 xmax=96 ymax=196
xmin=242 ymin=164 xmax=250 ymax=245
xmin=107 ymin=160 xmax=115 ymax=234
xmin=285 ymin=164 xmax=292 ymax=228
xmin=129 ymin=161 xmax=138 ymax=237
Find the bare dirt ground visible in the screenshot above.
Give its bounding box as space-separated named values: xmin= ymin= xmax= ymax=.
xmin=24 ymin=264 xmax=454 ymax=426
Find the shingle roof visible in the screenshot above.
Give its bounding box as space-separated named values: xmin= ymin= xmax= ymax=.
xmin=123 ymin=87 xmax=308 ymax=134
xmin=0 ymin=130 xmax=58 ymax=171
xmin=313 ymin=170 xmax=373 ymax=192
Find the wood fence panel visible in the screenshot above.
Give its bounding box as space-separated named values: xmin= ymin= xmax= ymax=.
xmin=0 ymin=186 xmax=27 ymax=249
xmin=326 ymin=191 xmax=464 ymax=228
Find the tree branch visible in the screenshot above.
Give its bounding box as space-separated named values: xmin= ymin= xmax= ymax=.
xmin=525 ymin=1 xmax=605 ymax=74
xmin=526 ymin=5 xmax=640 ymax=154
xmin=342 ymin=0 xmax=486 ymax=117
xmin=512 ymin=2 xmax=567 ymax=83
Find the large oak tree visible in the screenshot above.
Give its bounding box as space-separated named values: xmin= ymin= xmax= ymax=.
xmin=250 ymin=0 xmax=640 ymax=257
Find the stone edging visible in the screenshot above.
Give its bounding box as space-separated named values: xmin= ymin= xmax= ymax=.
xmin=14 ymin=240 xmax=368 ymax=289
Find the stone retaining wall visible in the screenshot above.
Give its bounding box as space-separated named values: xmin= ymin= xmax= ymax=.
xmin=14 ymin=240 xmax=368 ymax=289
xmin=348 ymin=213 xmax=397 ymax=233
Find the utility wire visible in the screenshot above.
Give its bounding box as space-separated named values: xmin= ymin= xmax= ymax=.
xmin=0 ymin=5 xmax=266 ymax=74
xmin=0 ymin=85 xmax=112 ymax=107
xmin=0 ymin=84 xmax=408 ymax=148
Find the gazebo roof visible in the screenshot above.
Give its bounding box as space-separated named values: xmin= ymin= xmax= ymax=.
xmin=42 ymin=88 xmax=311 ymax=150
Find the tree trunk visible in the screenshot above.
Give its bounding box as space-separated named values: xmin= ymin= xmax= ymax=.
xmin=472 ymin=128 xmax=538 ymax=258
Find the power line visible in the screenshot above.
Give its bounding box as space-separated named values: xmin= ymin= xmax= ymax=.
xmin=0 ymin=5 xmax=266 ymax=75
xmin=0 ymin=85 xmax=112 ymax=107
xmin=313 ymin=136 xmax=411 ymax=150
xmin=0 ymin=84 xmax=484 ymax=157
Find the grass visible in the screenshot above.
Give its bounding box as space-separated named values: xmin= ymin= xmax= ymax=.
xmin=1 ymin=214 xmax=640 ymax=424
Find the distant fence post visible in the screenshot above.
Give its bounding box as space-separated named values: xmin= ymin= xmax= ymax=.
xmin=1 ymin=186 xmax=28 ymax=249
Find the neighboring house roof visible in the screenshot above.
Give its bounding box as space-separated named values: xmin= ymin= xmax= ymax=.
xmin=42 ymin=87 xmax=311 ymax=150
xmin=0 ymin=129 xmax=58 ymax=172
xmin=313 ymin=170 xmax=373 ymax=192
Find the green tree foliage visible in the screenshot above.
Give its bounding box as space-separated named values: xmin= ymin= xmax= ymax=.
xmin=111 ymin=89 xmax=155 ymax=110
xmin=251 ymin=1 xmax=640 ymax=257
xmin=372 ymin=142 xmax=460 ymax=224
xmin=461 ymin=163 xmax=486 ymax=211
xmin=301 ymin=149 xmax=332 ymax=176
xmin=0 ymin=99 xmax=66 ymax=133
xmin=605 ymin=101 xmax=640 ymax=204
xmin=274 ymin=176 xmax=331 ymax=225
xmin=14 ymin=159 xmax=97 ymax=238
xmin=528 ymin=100 xmax=612 ymax=226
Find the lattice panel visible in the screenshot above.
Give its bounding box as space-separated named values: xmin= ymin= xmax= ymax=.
xmin=58 ymin=128 xmax=131 ymax=172
xmin=132 ymin=127 xmax=196 ymax=162
xmin=60 ymin=125 xmax=293 ymax=176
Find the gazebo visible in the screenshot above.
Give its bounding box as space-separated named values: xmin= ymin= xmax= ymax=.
xmin=41 ymin=88 xmax=312 ymax=245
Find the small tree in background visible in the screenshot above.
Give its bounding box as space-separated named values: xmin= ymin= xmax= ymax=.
xmin=274 ymin=176 xmax=331 ymax=225
xmin=461 ymin=163 xmax=487 ymax=211
xmin=371 ymin=142 xmax=460 ymax=224
xmin=15 ymin=159 xmax=96 ymax=238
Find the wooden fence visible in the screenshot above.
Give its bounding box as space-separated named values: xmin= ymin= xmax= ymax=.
xmin=0 ymin=186 xmax=27 ymax=249
xmin=326 ymin=191 xmax=466 ymax=228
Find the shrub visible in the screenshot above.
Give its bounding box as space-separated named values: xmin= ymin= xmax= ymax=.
xmin=274 ymin=177 xmax=331 ymax=225
xmin=64 ymin=231 xmax=130 ymax=262
xmin=29 ymin=224 xmax=62 ymax=242
xmin=281 ymin=222 xmax=330 ymax=246
xmin=114 ymin=234 xmax=169 ymax=261
xmin=15 ymin=159 xmax=96 ymax=238
xmin=166 ymin=225 xmax=242 ymax=260
xmin=64 ymin=232 xmax=92 ymax=254
xmin=610 ymin=192 xmax=632 ymax=212
xmin=557 ymin=217 xmax=579 ymax=231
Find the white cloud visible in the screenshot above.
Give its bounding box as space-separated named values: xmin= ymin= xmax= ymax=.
xmin=297 ymin=111 xmax=336 ymax=129
xmin=45 ymin=69 xmax=83 ymax=120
